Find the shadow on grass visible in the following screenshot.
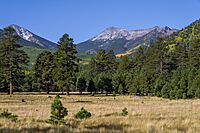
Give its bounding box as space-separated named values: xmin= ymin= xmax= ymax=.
xmin=0 ymin=100 xmax=20 ymax=104
xmin=85 ymin=123 xmax=130 ymax=132
xmin=0 ymin=127 xmax=75 ymax=133
xmin=67 ymin=100 xmax=93 ymax=103
xmin=75 ymin=100 xmax=93 ymax=103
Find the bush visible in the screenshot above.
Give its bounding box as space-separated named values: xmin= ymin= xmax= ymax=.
xmin=49 ymin=96 xmax=68 ymax=124
xmin=121 ymin=107 xmax=128 ymax=116
xmin=0 ymin=110 xmax=18 ymax=122
xmin=75 ymin=107 xmax=91 ymax=119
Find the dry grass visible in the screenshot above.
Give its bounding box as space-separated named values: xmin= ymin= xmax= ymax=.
xmin=0 ymin=94 xmax=200 ymax=133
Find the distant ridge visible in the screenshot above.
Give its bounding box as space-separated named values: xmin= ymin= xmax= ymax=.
xmin=0 ymin=24 xmax=57 ymax=50
xmin=77 ymin=26 xmax=178 ymax=54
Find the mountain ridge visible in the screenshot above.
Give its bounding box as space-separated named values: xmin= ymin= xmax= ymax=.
xmin=0 ymin=24 xmax=57 ymax=50
xmin=77 ymin=26 xmax=178 ymax=54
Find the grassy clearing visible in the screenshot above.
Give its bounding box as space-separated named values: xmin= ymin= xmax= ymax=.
xmin=0 ymin=94 xmax=200 ymax=133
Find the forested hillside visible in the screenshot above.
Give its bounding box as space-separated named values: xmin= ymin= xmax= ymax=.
xmin=1 ymin=19 xmax=200 ymax=99
xmin=77 ymin=19 xmax=200 ymax=99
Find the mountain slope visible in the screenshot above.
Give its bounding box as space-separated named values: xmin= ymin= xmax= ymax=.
xmin=19 ymin=46 xmax=52 ymax=67
xmin=0 ymin=25 xmax=57 ymax=50
xmin=77 ymin=26 xmax=178 ymax=54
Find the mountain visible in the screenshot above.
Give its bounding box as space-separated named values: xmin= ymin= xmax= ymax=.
xmin=77 ymin=26 xmax=178 ymax=54
xmin=0 ymin=24 xmax=57 ymax=50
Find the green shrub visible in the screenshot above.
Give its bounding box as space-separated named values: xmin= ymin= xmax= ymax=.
xmin=75 ymin=107 xmax=91 ymax=119
xmin=121 ymin=107 xmax=128 ymax=116
xmin=49 ymin=96 xmax=68 ymax=124
xmin=0 ymin=110 xmax=18 ymax=122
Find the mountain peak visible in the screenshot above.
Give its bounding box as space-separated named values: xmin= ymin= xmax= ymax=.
xmin=0 ymin=24 xmax=57 ymax=49
xmin=163 ymin=26 xmax=171 ymax=30
xmin=10 ymin=24 xmax=22 ymax=28
xmin=77 ymin=26 xmax=178 ymax=53
xmin=91 ymin=26 xmax=175 ymax=42
xmin=9 ymin=24 xmax=34 ymax=41
xmin=105 ymin=26 xmax=120 ymax=31
xmin=152 ymin=26 xmax=160 ymax=29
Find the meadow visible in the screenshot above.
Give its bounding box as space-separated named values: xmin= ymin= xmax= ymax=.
xmin=0 ymin=94 xmax=200 ymax=133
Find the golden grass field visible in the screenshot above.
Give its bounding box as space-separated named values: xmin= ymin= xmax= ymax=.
xmin=0 ymin=94 xmax=200 ymax=133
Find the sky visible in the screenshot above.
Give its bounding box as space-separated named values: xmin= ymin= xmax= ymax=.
xmin=0 ymin=0 xmax=200 ymax=43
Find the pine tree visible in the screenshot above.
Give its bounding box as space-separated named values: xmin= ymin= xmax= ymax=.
xmin=154 ymin=74 xmax=166 ymax=97
xmin=134 ymin=45 xmax=146 ymax=69
xmin=0 ymin=27 xmax=28 ymax=96
xmin=87 ymin=57 xmax=97 ymax=78
xmin=53 ymin=34 xmax=79 ymax=95
xmin=87 ymin=79 xmax=96 ymax=95
xmin=175 ymin=42 xmax=189 ymax=67
xmin=76 ymin=76 xmax=86 ymax=95
xmin=189 ymin=38 xmax=200 ymax=69
xmin=49 ymin=96 xmax=68 ymax=124
xmin=97 ymin=73 xmax=112 ymax=96
xmin=187 ymin=68 xmax=197 ymax=98
xmin=95 ymin=49 xmax=107 ymax=73
xmin=161 ymin=82 xmax=170 ymax=98
xmin=106 ymin=50 xmax=117 ymax=73
xmin=118 ymin=55 xmax=130 ymax=71
xmin=34 ymin=51 xmax=53 ymax=94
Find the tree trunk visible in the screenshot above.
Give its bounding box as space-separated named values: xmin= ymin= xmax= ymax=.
xmin=66 ymin=86 xmax=70 ymax=96
xmin=46 ymin=85 xmax=49 ymax=94
xmin=10 ymin=80 xmax=12 ymax=97
xmin=62 ymin=88 xmax=64 ymax=95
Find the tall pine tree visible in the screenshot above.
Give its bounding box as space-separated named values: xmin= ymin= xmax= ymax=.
xmin=0 ymin=27 xmax=28 ymax=96
xmin=53 ymin=34 xmax=79 ymax=95
xmin=34 ymin=51 xmax=54 ymax=94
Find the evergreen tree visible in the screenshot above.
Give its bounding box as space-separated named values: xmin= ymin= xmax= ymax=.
xmin=118 ymin=55 xmax=130 ymax=71
xmin=49 ymin=96 xmax=68 ymax=124
xmin=187 ymin=68 xmax=197 ymax=98
xmin=87 ymin=79 xmax=96 ymax=95
xmin=175 ymin=42 xmax=189 ymax=67
xmin=87 ymin=57 xmax=97 ymax=78
xmin=53 ymin=34 xmax=79 ymax=95
xmin=154 ymin=74 xmax=166 ymax=97
xmin=134 ymin=45 xmax=146 ymax=69
xmin=106 ymin=50 xmax=117 ymax=73
xmin=189 ymin=38 xmax=200 ymax=68
xmin=76 ymin=76 xmax=87 ymax=95
xmin=95 ymin=49 xmax=107 ymax=73
xmin=191 ymin=72 xmax=200 ymax=98
xmin=0 ymin=27 xmax=28 ymax=96
xmin=161 ymin=82 xmax=170 ymax=98
xmin=96 ymin=73 xmax=112 ymax=96
xmin=34 ymin=51 xmax=54 ymax=94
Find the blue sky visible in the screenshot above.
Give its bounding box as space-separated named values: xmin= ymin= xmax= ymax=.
xmin=0 ymin=0 xmax=200 ymax=43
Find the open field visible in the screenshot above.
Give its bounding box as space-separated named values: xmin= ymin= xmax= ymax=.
xmin=0 ymin=94 xmax=200 ymax=133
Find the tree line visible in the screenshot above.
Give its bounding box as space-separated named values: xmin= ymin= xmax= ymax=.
xmin=1 ymin=19 xmax=200 ymax=99
xmin=0 ymin=27 xmax=78 ymax=96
